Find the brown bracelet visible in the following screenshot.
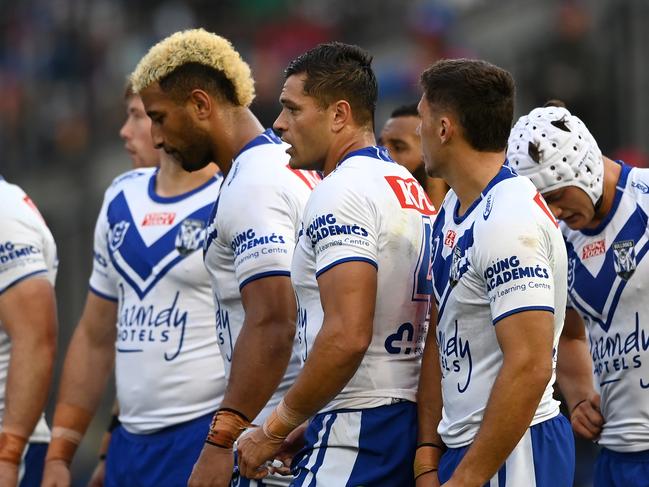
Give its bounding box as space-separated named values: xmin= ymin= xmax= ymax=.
xmin=205 ymin=409 xmax=252 ymax=449
xmin=417 ymin=442 xmax=447 ymax=451
xmin=0 ymin=432 xmax=27 ymax=465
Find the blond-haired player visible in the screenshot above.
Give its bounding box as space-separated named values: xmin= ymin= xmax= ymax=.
xmin=41 ymin=70 xmax=225 ymax=485
xmin=131 ymin=29 xmax=318 ymax=486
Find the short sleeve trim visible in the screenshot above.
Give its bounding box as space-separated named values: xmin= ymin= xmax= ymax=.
xmin=492 ymin=306 xmax=554 ymax=325
xmin=315 ymin=257 xmax=378 ymax=279
xmin=239 ymin=270 xmax=291 ymax=291
xmin=89 ymin=285 xmax=118 ymax=302
xmin=0 ymin=269 xmax=48 ymax=294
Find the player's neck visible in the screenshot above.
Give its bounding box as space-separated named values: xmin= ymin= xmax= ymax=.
xmin=322 ymin=129 xmax=376 ymax=176
xmin=211 ymin=108 xmax=265 ymax=177
xmin=446 ymin=149 xmax=506 ymax=217
xmin=155 ymin=158 xmax=219 ymax=197
xmin=589 ymin=156 xmax=621 ymax=228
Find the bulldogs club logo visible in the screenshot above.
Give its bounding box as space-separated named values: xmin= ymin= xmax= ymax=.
xmin=449 ymin=245 xmax=463 ymax=288
xmin=175 ymin=219 xmax=206 ymax=256
xmin=109 ymin=221 xmax=130 ymax=252
xmin=613 ymin=240 xmax=636 ymax=280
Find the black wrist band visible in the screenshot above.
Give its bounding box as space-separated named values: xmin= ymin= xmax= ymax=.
xmin=99 ymin=454 xmax=107 ymax=461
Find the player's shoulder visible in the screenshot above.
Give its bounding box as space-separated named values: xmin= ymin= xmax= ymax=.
xmin=626 ymin=164 xmax=649 ymax=200
xmin=0 ymin=177 xmax=26 ymax=205
xmin=106 ymin=168 xmax=154 ymax=194
xmin=474 ymin=173 xmax=541 ymax=235
xmin=0 ymin=178 xmax=44 ymax=223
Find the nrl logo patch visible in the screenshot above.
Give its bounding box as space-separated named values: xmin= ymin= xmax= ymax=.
xmin=613 ymin=239 xmax=636 ymax=280
xmin=175 ymin=219 xmax=206 ymax=256
xmin=567 ymin=256 xmax=576 ymax=291
xmin=109 ymin=221 xmax=130 ymax=252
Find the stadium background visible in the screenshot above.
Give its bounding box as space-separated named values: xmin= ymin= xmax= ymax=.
xmin=1 ymin=0 xmax=648 ymax=485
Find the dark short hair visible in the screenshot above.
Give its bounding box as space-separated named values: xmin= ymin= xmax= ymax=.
xmin=124 ymin=80 xmax=135 ymax=100
xmin=285 ymin=42 xmax=377 ymax=128
xmin=158 ymin=62 xmax=238 ymax=105
xmin=543 ymin=99 xmax=567 ymax=108
xmin=390 ymin=103 xmax=420 ymax=119
xmin=420 ymin=58 xmax=514 ymax=152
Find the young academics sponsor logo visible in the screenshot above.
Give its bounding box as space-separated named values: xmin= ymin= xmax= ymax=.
xmin=230 ymin=228 xmax=287 ymax=257
xmin=0 ymin=241 xmax=41 ymax=266
xmin=484 ymin=255 xmax=550 ymax=292
xmin=384 ymin=176 xmax=436 ymax=215
xmin=305 ymin=213 xmax=369 ymax=248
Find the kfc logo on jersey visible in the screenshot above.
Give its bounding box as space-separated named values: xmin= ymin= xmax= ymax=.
xmin=142 ymin=212 xmax=176 ymax=226
xmin=444 ymin=230 xmax=457 ymax=248
xmin=384 ymin=176 xmax=436 ymax=215
xmin=582 ymin=240 xmax=606 ymax=260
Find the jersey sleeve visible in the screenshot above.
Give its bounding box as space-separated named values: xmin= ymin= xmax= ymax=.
xmin=0 ymin=213 xmax=50 ymax=294
xmin=222 ymin=184 xmax=300 ymax=290
xmin=88 ymin=194 xmax=119 ymax=301
xmin=473 ymin=213 xmax=557 ymax=325
xmin=304 ymin=182 xmax=379 ymax=278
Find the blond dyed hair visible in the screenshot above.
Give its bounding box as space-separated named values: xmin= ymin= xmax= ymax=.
xmin=130 ymin=28 xmax=255 ymax=107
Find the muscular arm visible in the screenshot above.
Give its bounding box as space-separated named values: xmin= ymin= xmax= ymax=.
xmin=556 ymin=308 xmax=602 ymax=440
xmin=55 ymin=291 xmax=117 ymax=414
xmin=0 ymin=277 xmax=57 ymax=439
xmin=416 ymin=303 xmax=444 ymax=483
xmin=201 ymin=261 xmax=376 ymax=484
xmin=282 ymin=260 xmax=376 ymax=415
xmin=221 ymin=276 xmax=297 ymax=420
xmin=448 ymin=310 xmax=554 ymax=487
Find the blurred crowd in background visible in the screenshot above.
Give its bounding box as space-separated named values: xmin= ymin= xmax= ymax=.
xmin=1 ymin=0 xmax=648 ymax=485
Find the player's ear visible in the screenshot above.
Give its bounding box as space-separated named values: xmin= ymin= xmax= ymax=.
xmin=439 ymin=116 xmax=453 ymax=144
xmin=189 ymin=89 xmax=212 ymax=120
xmin=331 ymin=100 xmax=352 ymax=132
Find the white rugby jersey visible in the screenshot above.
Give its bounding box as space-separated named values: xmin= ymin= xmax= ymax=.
xmin=203 ymin=129 xmax=319 ymax=422
xmin=89 ymin=168 xmax=225 ymax=434
xmin=564 ymin=162 xmax=649 ymax=452
xmin=292 ymin=146 xmax=434 ymax=412
xmin=431 ymin=165 xmax=567 ymax=448
xmin=0 ymin=177 xmax=57 ymax=443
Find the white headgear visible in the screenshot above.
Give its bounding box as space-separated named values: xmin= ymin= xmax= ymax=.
xmin=507 ymin=106 xmax=604 ymax=205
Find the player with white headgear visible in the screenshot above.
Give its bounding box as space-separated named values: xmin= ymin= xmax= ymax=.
xmin=508 ymin=102 xmax=649 ymax=487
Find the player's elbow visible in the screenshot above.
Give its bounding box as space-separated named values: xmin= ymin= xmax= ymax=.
xmin=520 ymin=357 xmax=554 ymax=393
xmin=329 ymin=318 xmax=372 ymax=357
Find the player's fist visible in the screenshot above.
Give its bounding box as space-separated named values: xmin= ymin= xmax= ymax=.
xmin=187 ymin=445 xmax=234 ymax=487
xmin=41 ymin=459 xmax=71 ymax=487
xmin=236 ymin=427 xmax=284 ymax=480
xmin=570 ymin=393 xmax=604 ymax=441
